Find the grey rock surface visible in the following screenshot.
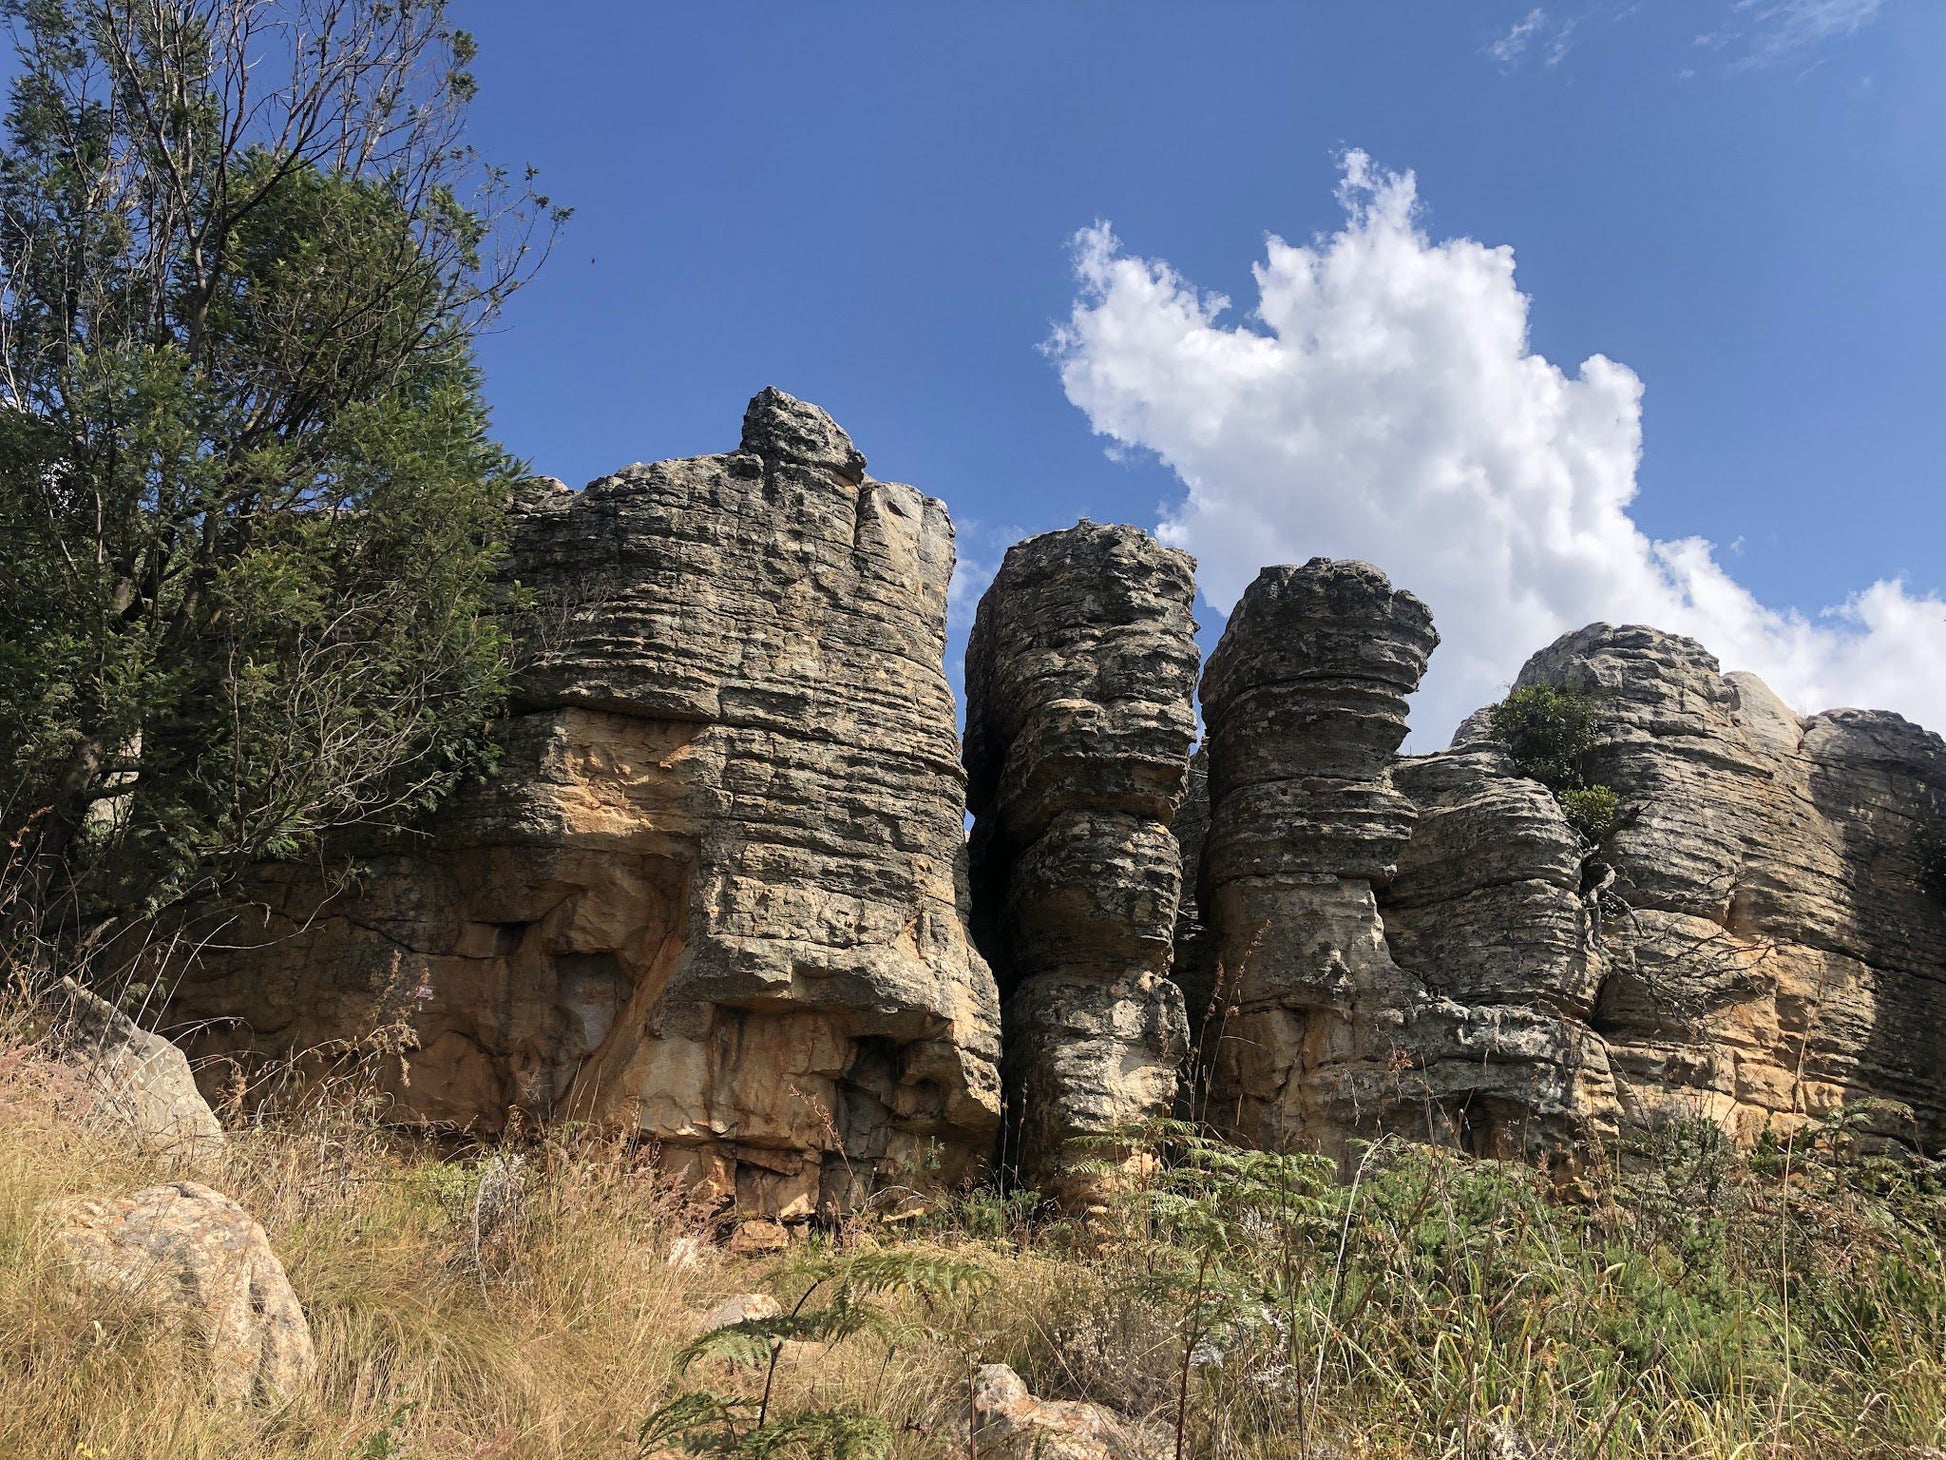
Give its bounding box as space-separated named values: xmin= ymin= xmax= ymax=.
xmin=1198 ymin=559 xmax=1439 ymax=1154
xmin=163 ymin=391 xmax=1001 ymax=1216
xmin=964 ymin=523 xmax=1199 ymax=1198
xmin=54 ymin=979 xmax=225 ymax=1163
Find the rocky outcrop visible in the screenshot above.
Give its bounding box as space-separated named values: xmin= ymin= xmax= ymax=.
xmin=51 ymin=1181 xmax=314 ymax=1403
xmin=138 ymin=386 xmax=1946 ymax=1194
xmin=1378 ymin=746 xmax=1617 ymax=1160
xmin=52 ymin=979 xmax=226 ymax=1163
xmin=1197 ymin=559 xmax=1439 ymax=1153
xmin=1488 ymin=625 xmax=1946 ymax=1148
xmin=963 ymin=524 xmax=1198 ymax=1196
xmin=1194 ymin=601 xmax=1946 ymax=1163
xmin=161 ymin=390 xmax=1001 ymax=1217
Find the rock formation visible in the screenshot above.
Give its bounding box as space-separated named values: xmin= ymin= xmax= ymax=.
xmin=1377 ymin=742 xmax=1617 ymax=1160
xmin=161 ymin=390 xmax=1001 ymax=1217
xmin=1195 ymin=558 xmax=1440 ymax=1153
xmin=963 ymin=524 xmax=1199 ymax=1195
xmin=1419 ymin=624 xmax=1946 ymax=1151
xmin=139 ymin=388 xmax=1946 ymax=1201
xmin=1194 ymin=590 xmax=1946 ymax=1163
xmin=51 ymin=1180 xmax=315 ymax=1403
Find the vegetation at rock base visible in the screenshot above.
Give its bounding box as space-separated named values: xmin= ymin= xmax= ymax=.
xmin=1490 ymin=684 xmax=1624 ymax=844
xmin=4 ymin=999 xmax=1944 ymax=1460
xmin=0 ymin=0 xmax=565 ymax=945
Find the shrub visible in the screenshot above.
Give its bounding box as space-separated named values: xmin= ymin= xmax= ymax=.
xmin=1490 ymin=682 xmax=1623 ymax=846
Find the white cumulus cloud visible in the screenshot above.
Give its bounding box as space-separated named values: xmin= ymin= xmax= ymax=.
xmin=1049 ymin=151 xmax=1946 ymax=745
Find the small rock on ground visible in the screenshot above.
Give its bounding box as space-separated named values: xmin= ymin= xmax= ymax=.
xmin=965 ymin=1363 xmax=1169 ymax=1460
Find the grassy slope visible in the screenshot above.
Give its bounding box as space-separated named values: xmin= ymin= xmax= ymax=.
xmin=4 ymin=1027 xmax=1944 ymax=1460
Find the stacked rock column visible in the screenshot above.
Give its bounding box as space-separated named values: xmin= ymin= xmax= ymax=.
xmin=964 ymin=523 xmax=1200 ymax=1200
xmin=1199 ymin=559 xmax=1438 ymax=1154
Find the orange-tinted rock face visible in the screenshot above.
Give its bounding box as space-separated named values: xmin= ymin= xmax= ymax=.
xmin=161 ymin=392 xmax=1001 ymax=1216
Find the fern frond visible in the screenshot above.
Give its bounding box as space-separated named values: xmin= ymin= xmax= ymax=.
xmin=736 ymin=1410 xmax=893 ymax=1460
xmin=637 ymin=1389 xmax=750 ymax=1456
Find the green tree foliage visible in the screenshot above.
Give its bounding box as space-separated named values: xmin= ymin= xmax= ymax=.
xmin=0 ymin=0 xmax=565 ymax=939
xmin=1489 ymin=682 xmax=1623 ymax=844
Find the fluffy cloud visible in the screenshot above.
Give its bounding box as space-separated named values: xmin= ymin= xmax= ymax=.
xmin=1049 ymin=151 xmax=1946 ymax=744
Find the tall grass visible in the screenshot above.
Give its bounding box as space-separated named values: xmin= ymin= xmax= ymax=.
xmin=5 ymin=1001 xmax=1943 ymax=1459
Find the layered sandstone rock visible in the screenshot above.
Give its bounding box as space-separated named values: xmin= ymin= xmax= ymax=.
xmin=1197 ymin=559 xmax=1438 ymax=1153
xmin=1377 ymin=746 xmax=1619 ymax=1159
xmin=964 ymin=523 xmax=1199 ymax=1195
xmin=1366 ymin=623 xmax=1946 ymax=1161
xmin=1490 ymin=624 xmax=1946 ymax=1148
xmin=163 ymin=390 xmax=1002 ymax=1216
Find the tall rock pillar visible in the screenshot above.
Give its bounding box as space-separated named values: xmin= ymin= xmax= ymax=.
xmin=1199 ymin=558 xmax=1438 ymax=1153
xmin=964 ymin=524 xmax=1200 ymax=1199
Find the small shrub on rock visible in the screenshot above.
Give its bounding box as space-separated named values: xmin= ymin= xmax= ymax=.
xmin=1490 ymin=683 xmax=1623 ymax=846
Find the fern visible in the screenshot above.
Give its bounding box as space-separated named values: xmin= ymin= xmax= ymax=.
xmin=642 ymin=1245 xmax=992 ymax=1459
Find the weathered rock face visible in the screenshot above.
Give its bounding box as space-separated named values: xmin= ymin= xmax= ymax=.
xmin=1483 ymin=624 xmax=1946 ymax=1148
xmin=963 ymin=524 xmax=1199 ymax=1195
xmin=1197 ymin=602 xmax=1946 ymax=1162
xmin=141 ymin=386 xmax=1946 ymax=1192
xmin=164 ymin=390 xmax=1001 ymax=1216
xmin=1378 ymin=744 xmax=1618 ymax=1160
xmin=1197 ymin=559 xmax=1438 ymax=1153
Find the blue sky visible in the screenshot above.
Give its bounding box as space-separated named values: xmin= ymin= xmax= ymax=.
xmin=5 ymin=1 xmax=1923 ymax=738
xmin=454 ymin=2 xmax=1945 ymax=738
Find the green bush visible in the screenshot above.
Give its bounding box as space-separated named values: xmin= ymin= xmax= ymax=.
xmin=1558 ymin=784 xmax=1622 ymax=842
xmin=1490 ymin=682 xmax=1622 ymax=846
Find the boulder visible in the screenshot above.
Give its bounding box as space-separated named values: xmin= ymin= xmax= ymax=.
xmin=156 ymin=391 xmax=1002 ymax=1216
xmin=963 ymin=523 xmax=1199 ymax=1197
xmin=53 ymin=979 xmax=225 ymax=1163
xmin=964 ymin=1363 xmax=1168 ymax=1460
xmin=50 ymin=1180 xmax=314 ymax=1403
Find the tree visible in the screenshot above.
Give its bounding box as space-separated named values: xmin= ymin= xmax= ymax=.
xmin=0 ymin=0 xmax=564 ymax=954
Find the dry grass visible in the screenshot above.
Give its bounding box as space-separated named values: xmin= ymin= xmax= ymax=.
xmin=5 ymin=1004 xmax=1946 ymax=1460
